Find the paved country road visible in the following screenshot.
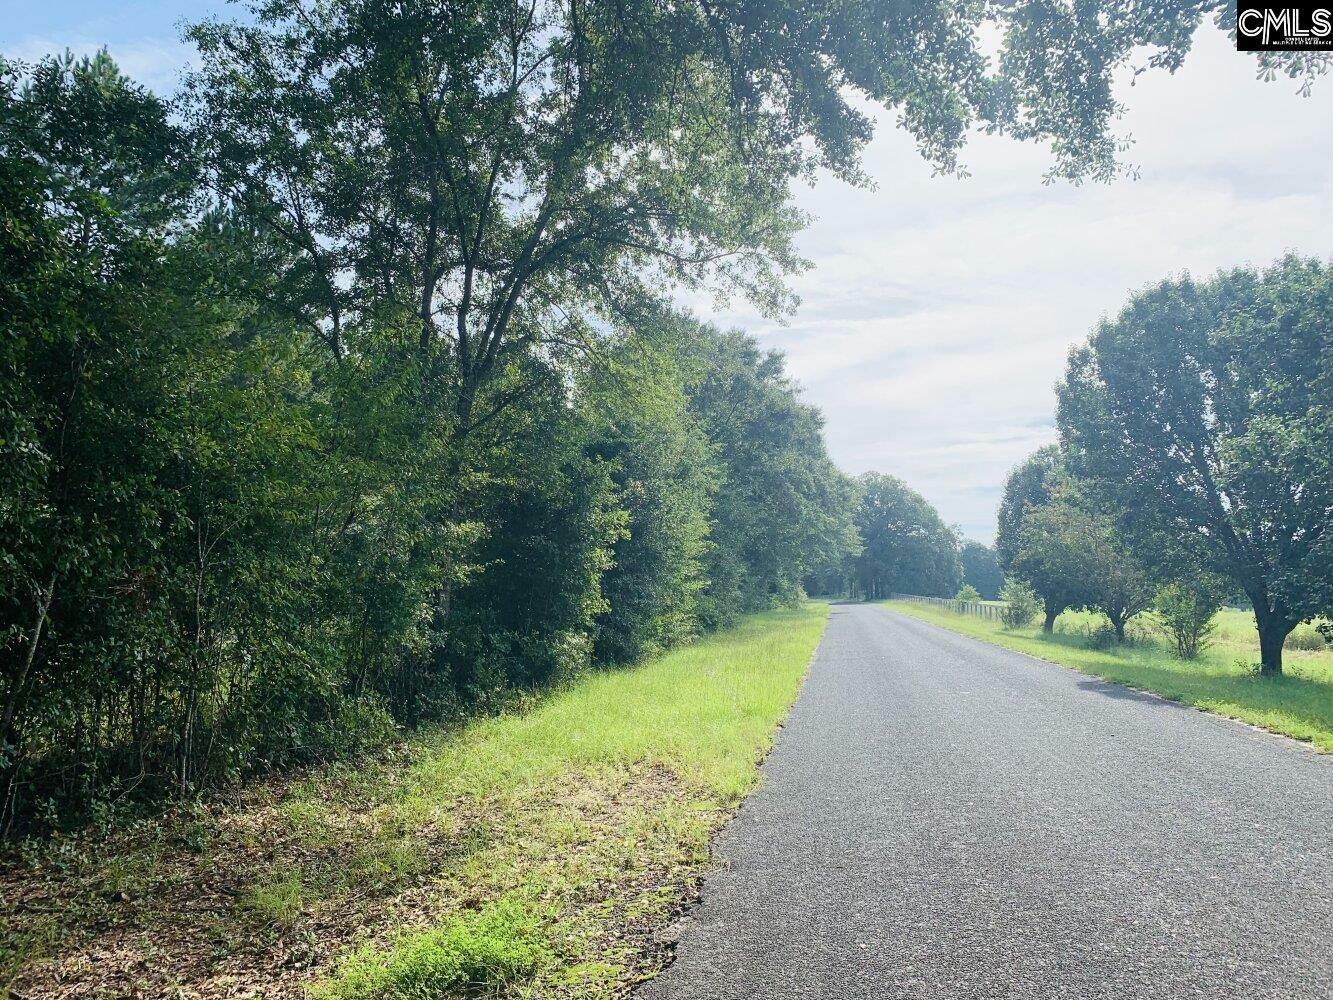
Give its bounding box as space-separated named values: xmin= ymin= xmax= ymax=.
xmin=640 ymin=603 xmax=1333 ymax=999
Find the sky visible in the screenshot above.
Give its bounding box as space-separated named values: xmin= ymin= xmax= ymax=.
xmin=8 ymin=7 xmax=1333 ymax=543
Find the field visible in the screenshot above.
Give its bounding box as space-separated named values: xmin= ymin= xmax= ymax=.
xmin=882 ymin=601 xmax=1333 ymax=751
xmin=1 ymin=604 xmax=829 ymax=998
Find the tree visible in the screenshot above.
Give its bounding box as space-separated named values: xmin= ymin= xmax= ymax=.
xmin=1058 ymin=257 xmax=1333 ymax=674
xmin=1010 ymin=492 xmax=1154 ymax=639
xmin=688 ymin=327 xmax=858 ymax=627
xmin=583 ymin=316 xmax=715 ymax=665
xmin=182 ymin=0 xmax=1307 ymax=466
xmin=440 ymin=369 xmax=625 ymax=703
xmin=995 ymin=446 xmax=1063 ymax=574
xmin=955 ymin=584 xmax=983 ymax=603
xmin=960 ymin=541 xmax=1003 ymax=600
xmin=0 ymin=51 xmax=202 ymax=814
xmin=1009 ymin=495 xmax=1097 ymax=632
xmin=1155 ymin=574 xmax=1228 ymax=661
xmin=999 ymin=578 xmax=1041 ymax=630
xmin=854 ymin=475 xmax=961 ymax=599
xmin=181 ymin=0 xmax=1327 ymax=671
xmin=1083 ymin=518 xmax=1156 ymax=642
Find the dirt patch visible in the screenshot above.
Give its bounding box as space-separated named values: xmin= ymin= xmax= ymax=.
xmin=1 ymin=759 xmax=719 ymax=998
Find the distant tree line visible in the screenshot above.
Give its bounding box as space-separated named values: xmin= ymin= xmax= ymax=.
xmin=805 ymin=475 xmax=1006 ymax=604
xmin=996 ymin=258 xmax=1333 ymax=675
xmin=2 ymin=0 xmax=1307 ymax=830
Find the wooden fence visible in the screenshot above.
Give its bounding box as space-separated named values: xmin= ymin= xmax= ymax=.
xmin=890 ymin=593 xmax=1006 ymax=622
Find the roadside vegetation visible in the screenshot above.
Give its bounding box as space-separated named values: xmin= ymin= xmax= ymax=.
xmin=0 ymin=43 xmax=860 ymax=837
xmin=884 ymin=601 xmax=1333 ymax=751
xmin=1 ymin=605 xmax=827 ymax=996
xmin=2 ymin=0 xmax=1294 ymax=838
xmin=983 ymin=260 xmax=1333 ymax=680
xmin=4 ymin=3 xmax=1329 ymax=995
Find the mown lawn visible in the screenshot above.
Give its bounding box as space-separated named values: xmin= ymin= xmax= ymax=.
xmin=882 ymin=600 xmax=1333 ymax=752
xmin=1 ymin=604 xmax=829 ymax=998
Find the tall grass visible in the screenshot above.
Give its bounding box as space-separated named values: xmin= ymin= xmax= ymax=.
xmin=2 ymin=605 xmax=830 ymax=998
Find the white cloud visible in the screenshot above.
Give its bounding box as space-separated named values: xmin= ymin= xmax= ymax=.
xmin=693 ymin=27 xmax=1333 ymax=543
xmin=8 ymin=34 xmax=194 ymax=94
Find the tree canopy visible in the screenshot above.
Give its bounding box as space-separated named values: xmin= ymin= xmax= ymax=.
xmin=854 ymin=474 xmax=961 ymax=600
xmin=1058 ymin=257 xmax=1333 ymax=674
xmin=995 ymin=444 xmax=1064 ymax=575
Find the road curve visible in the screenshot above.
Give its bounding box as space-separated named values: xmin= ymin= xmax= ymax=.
xmin=640 ymin=603 xmax=1333 ymax=999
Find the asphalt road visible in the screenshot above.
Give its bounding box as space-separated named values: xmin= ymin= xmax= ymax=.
xmin=640 ymin=603 xmax=1333 ymax=999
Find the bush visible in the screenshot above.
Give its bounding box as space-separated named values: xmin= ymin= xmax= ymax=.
xmin=1085 ymin=622 xmax=1119 ymax=650
xmin=955 ymin=584 xmax=983 ymax=603
xmin=1154 ymin=578 xmax=1225 ymax=660
xmin=1285 ymin=624 xmax=1330 ymax=651
xmin=999 ymin=578 xmax=1041 ymax=629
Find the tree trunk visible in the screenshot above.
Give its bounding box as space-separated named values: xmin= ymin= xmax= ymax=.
xmin=1111 ymin=614 xmax=1126 ymax=642
xmin=1043 ymin=605 xmax=1058 ymax=633
xmin=1 ymin=572 xmax=57 ymax=750
xmin=1256 ymin=614 xmax=1288 ymax=677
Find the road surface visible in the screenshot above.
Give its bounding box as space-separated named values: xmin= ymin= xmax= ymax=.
xmin=640 ymin=603 xmax=1333 ymax=999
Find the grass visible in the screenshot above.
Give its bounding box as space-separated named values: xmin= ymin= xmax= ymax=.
xmin=882 ymin=600 xmax=1333 ymax=751
xmin=244 ymin=869 xmax=305 ymax=928
xmin=1 ymin=603 xmax=829 ymax=998
xmin=312 ymin=899 xmax=554 ymax=1000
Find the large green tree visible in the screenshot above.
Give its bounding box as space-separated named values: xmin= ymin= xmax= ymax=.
xmin=583 ymin=315 xmax=716 ymax=665
xmin=1010 ymin=489 xmax=1155 ymax=638
xmin=1058 ymin=257 xmax=1333 ymax=674
xmin=0 ymin=53 xmax=414 ymax=824
xmin=689 ymin=328 xmax=858 ymax=627
xmin=1 ymin=52 xmax=196 ymax=810
xmin=183 ymin=0 xmax=1300 ymax=448
xmin=854 ymin=474 xmax=961 ymax=599
xmin=995 ymin=445 xmax=1064 ymax=574
xmin=1008 ymin=495 xmax=1097 ymax=633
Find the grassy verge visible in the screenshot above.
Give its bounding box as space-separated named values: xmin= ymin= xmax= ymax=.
xmin=1 ymin=604 xmax=829 ymax=998
xmin=881 ymin=601 xmax=1333 ymax=752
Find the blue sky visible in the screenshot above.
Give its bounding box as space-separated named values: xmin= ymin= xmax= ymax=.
xmin=8 ymin=9 xmax=1333 ymax=543
xmin=4 ymin=2 xmax=217 ymax=92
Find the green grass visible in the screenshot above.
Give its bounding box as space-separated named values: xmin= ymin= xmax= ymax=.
xmin=308 ymin=602 xmax=829 ymax=998
xmin=312 ymin=899 xmax=554 ymax=1000
xmin=243 ymin=869 xmax=305 ymax=927
xmin=882 ymin=601 xmax=1333 ymax=751
xmin=1 ymin=604 xmax=829 ymax=998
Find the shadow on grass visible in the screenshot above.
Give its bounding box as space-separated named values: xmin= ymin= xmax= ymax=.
xmin=1037 ymin=647 xmax=1333 ymax=748
xmin=883 ymin=601 xmax=1333 ymax=751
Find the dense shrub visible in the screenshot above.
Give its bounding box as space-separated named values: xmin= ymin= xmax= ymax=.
xmin=1285 ymin=625 xmax=1330 ymax=652
xmin=999 ymin=579 xmax=1041 ymax=629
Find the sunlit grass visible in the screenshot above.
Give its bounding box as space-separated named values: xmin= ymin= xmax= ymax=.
xmin=311 ymin=899 xmax=554 ymax=1000
xmin=310 ymin=603 xmax=830 ymax=997
xmin=882 ymin=601 xmax=1333 ymax=751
